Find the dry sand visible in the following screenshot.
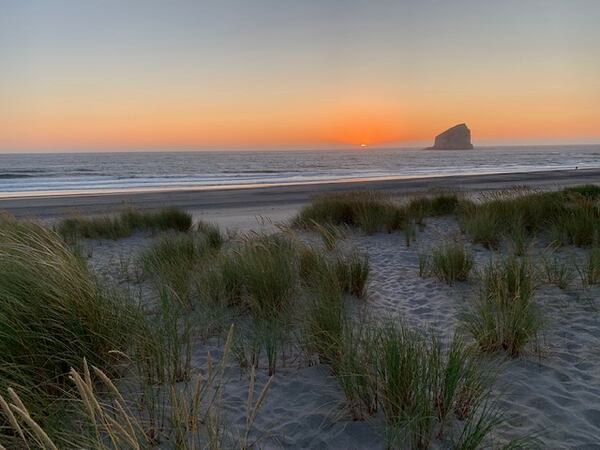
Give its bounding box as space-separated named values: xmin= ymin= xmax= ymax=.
xmin=82 ymin=210 xmax=600 ymax=448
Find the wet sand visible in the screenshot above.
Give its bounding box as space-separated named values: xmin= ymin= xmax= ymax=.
xmin=1 ymin=169 xmax=598 ymax=226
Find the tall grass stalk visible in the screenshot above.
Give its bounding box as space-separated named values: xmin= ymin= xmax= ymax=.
xmin=0 ymin=218 xmax=145 ymax=442
xmin=2 ymin=327 xmax=273 ymax=449
xmin=404 ymin=219 xmax=417 ymax=247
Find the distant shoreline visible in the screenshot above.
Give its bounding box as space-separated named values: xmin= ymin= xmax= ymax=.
xmin=1 ymin=167 xmax=598 ymax=222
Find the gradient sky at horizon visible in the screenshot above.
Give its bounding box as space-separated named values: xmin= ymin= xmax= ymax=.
xmin=1 ymin=0 xmax=599 ymax=152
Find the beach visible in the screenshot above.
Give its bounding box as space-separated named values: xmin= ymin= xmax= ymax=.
xmin=4 ymin=0 xmax=600 ymax=446
xmin=1 ymin=168 xmax=599 ymax=227
xmin=2 ymin=171 xmax=600 ymax=448
xmin=80 ymin=182 xmax=600 ymax=448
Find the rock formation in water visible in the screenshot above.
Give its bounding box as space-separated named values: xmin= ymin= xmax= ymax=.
xmin=427 ymin=123 xmax=474 ymax=150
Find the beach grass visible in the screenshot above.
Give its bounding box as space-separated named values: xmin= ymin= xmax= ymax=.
xmin=337 ymin=322 xmax=379 ymax=420
xmin=459 ymin=187 xmax=600 ymax=248
xmin=407 ymin=193 xmax=460 ymax=219
xmin=147 ymin=286 xmax=193 ymax=384
xmin=429 ymin=241 xmax=474 ymax=284
xmin=580 ymin=246 xmax=600 ymax=285
xmin=303 ymin=262 xmax=346 ymax=365
xmin=196 ymin=253 xmax=243 ymax=308
xmin=1 ymin=326 xmax=273 ymax=449
xmin=234 ymin=233 xmax=298 ymax=320
xmin=542 ymin=254 xmax=575 ymax=289
xmin=376 ymin=323 xmax=490 ymax=449
xmin=197 ymin=220 xmax=225 ymax=248
xmin=457 ymin=201 xmax=503 ymax=249
xmin=56 ymin=207 xmax=193 ymax=241
xmin=141 ymin=231 xmax=215 ymax=303
xmin=377 ymin=322 xmax=435 ymax=449
xmin=565 ymin=184 xmax=600 ymax=199
xmin=233 ymin=318 xmax=288 ymax=376
xmin=294 ymin=191 xmax=461 ymax=236
xmin=463 ymin=257 xmax=541 ymax=357
xmin=293 ymin=191 xmax=405 ymax=234
xmin=334 ymin=252 xmax=370 ymax=298
xmin=298 ymin=244 xmax=329 ymax=284
xmin=0 ymin=217 xmax=146 ymax=443
xmin=311 ymin=221 xmax=346 ymax=250
xmin=404 ymin=219 xmax=417 ymax=247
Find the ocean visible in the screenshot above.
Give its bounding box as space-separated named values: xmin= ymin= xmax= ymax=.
xmin=0 ymin=145 xmax=598 ymax=197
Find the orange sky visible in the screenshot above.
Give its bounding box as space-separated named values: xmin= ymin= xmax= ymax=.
xmin=2 ymin=85 xmax=597 ymax=150
xmin=1 ymin=1 xmax=599 ymax=151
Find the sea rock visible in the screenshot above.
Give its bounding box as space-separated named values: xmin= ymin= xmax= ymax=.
xmin=427 ymin=123 xmax=473 ymax=150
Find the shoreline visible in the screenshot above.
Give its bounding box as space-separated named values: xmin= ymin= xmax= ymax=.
xmin=0 ymin=166 xmax=597 ymax=200
xmin=1 ymin=167 xmax=598 ymax=222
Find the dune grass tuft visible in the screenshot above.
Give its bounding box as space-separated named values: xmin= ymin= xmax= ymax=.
xmin=293 ymin=191 xmax=405 ymax=234
xmin=334 ymin=252 xmax=370 ymax=298
xmin=407 ymin=193 xmax=460 ymax=219
xmin=196 ymin=253 xmax=243 ymax=308
xmin=56 ymin=207 xmax=193 ymax=241
xmin=542 ymin=254 xmax=575 ymax=289
xmin=336 ymin=323 xmax=379 ymax=420
xmin=459 ymin=187 xmax=600 ymax=248
xmin=235 ymin=234 xmax=298 ymax=320
xmin=429 ymin=241 xmax=474 ymax=284
xmin=141 ymin=231 xmax=215 ymax=303
xmin=311 ymin=221 xmax=346 ymax=250
xmin=565 ymin=184 xmax=600 ymax=199
xmin=580 ymin=246 xmax=600 ymax=286
xmin=196 ymin=220 xmax=225 ymax=248
xmin=457 ymin=201 xmax=504 ymax=249
xmin=376 ymin=324 xmax=490 ymax=449
xmin=0 ymin=218 xmax=145 ymax=443
xmin=295 ymin=191 xmax=462 ymax=236
xmin=303 ymin=261 xmax=346 ymax=365
xmin=463 ymin=257 xmax=541 ymax=357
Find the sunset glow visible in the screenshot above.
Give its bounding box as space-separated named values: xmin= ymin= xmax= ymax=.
xmin=1 ymin=1 xmax=599 ymax=152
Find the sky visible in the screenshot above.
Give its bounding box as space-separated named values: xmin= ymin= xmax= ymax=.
xmin=1 ymin=0 xmax=599 ymax=152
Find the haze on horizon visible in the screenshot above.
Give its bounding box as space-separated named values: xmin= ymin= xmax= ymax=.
xmin=1 ymin=0 xmax=599 ymax=153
